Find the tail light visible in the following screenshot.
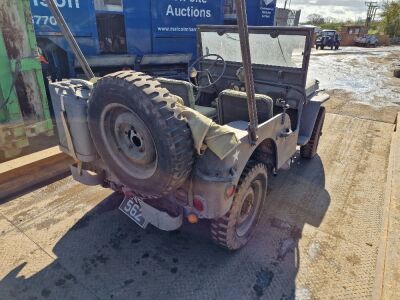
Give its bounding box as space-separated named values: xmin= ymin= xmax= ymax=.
xmin=226 ymin=185 xmax=236 ymax=198
xmin=193 ymin=196 xmax=205 ymax=212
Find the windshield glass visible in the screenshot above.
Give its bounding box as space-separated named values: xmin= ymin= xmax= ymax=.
xmin=201 ymin=31 xmax=306 ymax=68
xmin=323 ymin=31 xmax=336 ymax=36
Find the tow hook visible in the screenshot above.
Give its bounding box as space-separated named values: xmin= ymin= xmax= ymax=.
xmin=280 ymin=128 xmax=293 ymax=138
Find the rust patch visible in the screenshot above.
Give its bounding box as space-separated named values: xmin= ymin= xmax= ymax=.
xmin=0 ymin=3 xmax=23 ymax=59
xmin=15 ymin=74 xmax=35 ymax=119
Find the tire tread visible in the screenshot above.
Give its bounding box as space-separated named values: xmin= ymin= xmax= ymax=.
xmin=89 ymin=71 xmax=194 ymax=198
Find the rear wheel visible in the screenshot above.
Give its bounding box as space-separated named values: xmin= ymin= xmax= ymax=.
xmin=211 ymin=163 xmax=268 ymax=250
xmin=301 ymin=107 xmax=326 ymax=159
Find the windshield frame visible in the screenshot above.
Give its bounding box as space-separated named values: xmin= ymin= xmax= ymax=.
xmin=197 ymin=25 xmax=314 ymax=73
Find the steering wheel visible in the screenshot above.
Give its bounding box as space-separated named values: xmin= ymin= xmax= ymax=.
xmin=188 ymin=54 xmax=227 ymax=90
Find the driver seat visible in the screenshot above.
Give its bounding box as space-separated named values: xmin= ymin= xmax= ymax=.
xmin=158 ymin=78 xmax=217 ymax=118
xmin=218 ymin=90 xmax=274 ymax=125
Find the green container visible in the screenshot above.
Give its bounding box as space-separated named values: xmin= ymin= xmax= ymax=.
xmin=0 ymin=0 xmax=53 ymax=160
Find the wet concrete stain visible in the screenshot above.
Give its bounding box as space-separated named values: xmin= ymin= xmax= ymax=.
xmin=310 ymin=49 xmax=400 ymax=106
xmin=40 ymin=288 xmax=51 ymax=298
xmin=95 ymin=254 xmax=109 ymax=264
xmin=35 ymin=217 xmax=63 ymax=231
xmin=123 ymin=279 xmax=134 ymax=286
xmin=278 ymin=239 xmax=296 ymax=261
xmin=109 ymin=227 xmax=128 ymax=250
xmin=64 ymin=273 xmax=77 ymax=284
xmin=271 ymin=218 xmax=301 ymax=261
xmin=253 ymin=268 xmax=274 ymax=298
xmin=131 ymin=238 xmax=141 ymax=244
xmin=346 ymin=253 xmax=361 ymax=266
xmin=152 ymin=253 xmax=166 ymax=264
xmin=54 ymin=278 xmax=65 ymax=287
xmin=308 ymin=241 xmax=321 ymax=261
xmin=82 ymin=251 xmax=111 ymax=275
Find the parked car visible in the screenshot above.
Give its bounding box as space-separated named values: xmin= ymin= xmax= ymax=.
xmin=316 ymin=30 xmax=340 ymax=50
xmin=355 ymin=35 xmax=378 ymax=47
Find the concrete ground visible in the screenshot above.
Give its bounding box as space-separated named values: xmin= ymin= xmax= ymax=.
xmin=310 ymin=46 xmax=400 ymax=107
xmin=0 ymin=109 xmax=397 ymax=299
xmin=381 ymin=115 xmax=400 ymax=300
xmin=1 ymin=46 xmax=400 ymax=299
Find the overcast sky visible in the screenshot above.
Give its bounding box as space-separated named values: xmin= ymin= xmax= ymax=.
xmin=276 ymin=0 xmax=382 ymax=22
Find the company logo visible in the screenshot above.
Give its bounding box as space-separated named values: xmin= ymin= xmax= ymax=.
xmin=260 ymin=0 xmax=275 ymax=8
xmin=31 ymin=0 xmax=80 ymax=9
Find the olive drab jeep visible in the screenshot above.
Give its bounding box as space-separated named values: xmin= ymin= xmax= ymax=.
xmin=47 ymin=0 xmax=329 ymax=250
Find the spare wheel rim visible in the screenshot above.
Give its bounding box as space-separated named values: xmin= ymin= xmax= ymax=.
xmin=100 ymin=103 xmax=158 ymax=180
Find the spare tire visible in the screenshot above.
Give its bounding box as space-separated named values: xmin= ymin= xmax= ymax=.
xmin=88 ymin=71 xmax=194 ymax=198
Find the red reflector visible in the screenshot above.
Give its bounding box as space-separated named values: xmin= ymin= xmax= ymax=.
xmin=226 ymin=185 xmax=236 ymax=198
xmin=193 ymin=197 xmax=204 ymax=211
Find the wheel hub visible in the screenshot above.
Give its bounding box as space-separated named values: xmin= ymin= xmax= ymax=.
xmin=236 ymin=180 xmax=263 ymax=237
xmin=102 ymin=104 xmax=158 ymax=180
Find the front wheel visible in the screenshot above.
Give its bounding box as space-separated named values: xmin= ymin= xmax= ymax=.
xmin=301 ymin=107 xmax=326 ymax=159
xmin=211 ymin=163 xmax=268 ymax=250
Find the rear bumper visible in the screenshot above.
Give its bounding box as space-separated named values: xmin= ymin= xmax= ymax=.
xmin=139 ymin=199 xmax=183 ymax=231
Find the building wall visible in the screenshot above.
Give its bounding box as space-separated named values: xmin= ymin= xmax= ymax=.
xmin=275 ymin=8 xmax=301 ymax=26
xmin=340 ymin=26 xmax=368 ymax=46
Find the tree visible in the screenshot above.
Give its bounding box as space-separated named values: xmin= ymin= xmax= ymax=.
xmin=307 ymin=13 xmax=325 ymax=25
xmin=325 ymin=16 xmax=338 ymax=24
xmin=381 ymin=1 xmax=400 ymax=37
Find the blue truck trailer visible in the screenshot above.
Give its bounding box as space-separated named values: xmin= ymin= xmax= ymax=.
xmin=30 ymin=0 xmax=276 ymax=78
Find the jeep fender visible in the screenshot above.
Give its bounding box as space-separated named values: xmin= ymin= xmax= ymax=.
xmin=191 ymin=113 xmax=295 ymax=219
xmin=299 ymin=93 xmax=330 ymax=146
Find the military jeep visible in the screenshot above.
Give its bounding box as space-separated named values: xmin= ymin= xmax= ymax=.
xmin=48 ymin=1 xmax=329 ymax=250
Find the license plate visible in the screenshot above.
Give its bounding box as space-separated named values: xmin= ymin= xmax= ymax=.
xmin=119 ymin=196 xmax=148 ymax=229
